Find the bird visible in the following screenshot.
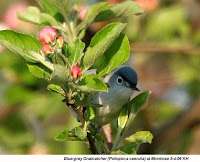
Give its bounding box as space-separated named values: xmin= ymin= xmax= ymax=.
xmin=91 ymin=65 xmax=140 ymax=126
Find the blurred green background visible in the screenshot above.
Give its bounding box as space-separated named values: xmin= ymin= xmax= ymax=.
xmin=0 ymin=0 xmax=199 ymax=154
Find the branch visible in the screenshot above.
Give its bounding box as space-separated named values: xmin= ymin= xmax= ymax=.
xmin=65 ymin=99 xmax=99 ymax=154
xmin=130 ymin=43 xmax=200 ymax=55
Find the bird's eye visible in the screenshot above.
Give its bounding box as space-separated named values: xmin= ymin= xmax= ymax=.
xmin=117 ymin=77 xmax=123 ymax=84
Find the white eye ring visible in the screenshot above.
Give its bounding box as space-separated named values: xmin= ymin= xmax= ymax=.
xmin=117 ymin=77 xmax=123 ymax=84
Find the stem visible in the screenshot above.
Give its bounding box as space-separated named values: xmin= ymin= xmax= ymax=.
xmin=65 ymin=99 xmax=98 ymax=154
xmin=57 ymin=52 xmax=71 ymax=68
xmin=87 ymin=133 xmax=98 ymax=154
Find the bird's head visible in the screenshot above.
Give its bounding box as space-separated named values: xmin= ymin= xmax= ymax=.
xmin=105 ymin=66 xmax=140 ymax=92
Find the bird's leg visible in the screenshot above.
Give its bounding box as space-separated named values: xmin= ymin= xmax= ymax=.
xmin=101 ymin=124 xmax=113 ymax=151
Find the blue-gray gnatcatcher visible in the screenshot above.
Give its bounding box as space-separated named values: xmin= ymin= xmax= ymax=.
xmin=91 ymin=65 xmax=140 ymax=126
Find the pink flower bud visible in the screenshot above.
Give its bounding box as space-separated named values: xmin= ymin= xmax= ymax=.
xmin=39 ymin=26 xmax=57 ymax=44
xmin=70 ymin=66 xmax=82 ymax=78
xmin=56 ymin=36 xmax=64 ymax=48
xmin=77 ymin=6 xmax=88 ymax=21
xmin=41 ymin=44 xmax=52 ymax=55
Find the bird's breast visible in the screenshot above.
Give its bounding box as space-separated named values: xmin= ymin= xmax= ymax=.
xmin=92 ymin=87 xmax=133 ymax=125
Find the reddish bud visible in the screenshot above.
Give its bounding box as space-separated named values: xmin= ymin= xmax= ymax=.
xmin=56 ymin=36 xmax=64 ymax=48
xmin=41 ymin=44 xmax=52 ymax=55
xmin=71 ymin=66 xmax=82 ymax=78
xmin=39 ymin=26 xmax=57 ymax=44
xmin=77 ymin=6 xmax=88 ymax=21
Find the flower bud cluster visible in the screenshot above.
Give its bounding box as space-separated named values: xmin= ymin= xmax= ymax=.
xmin=39 ymin=26 xmax=82 ymax=78
xmin=39 ymin=26 xmax=64 ymax=55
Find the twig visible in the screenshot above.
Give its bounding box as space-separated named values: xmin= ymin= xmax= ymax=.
xmin=130 ymin=43 xmax=200 ymax=55
xmin=65 ymin=99 xmax=98 ymax=154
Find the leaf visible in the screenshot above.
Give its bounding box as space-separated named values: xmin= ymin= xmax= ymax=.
xmin=111 ymin=150 xmax=128 ymax=155
xmin=124 ymin=131 xmax=153 ymax=145
xmin=122 ymin=91 xmax=151 ymax=135
xmin=47 ymin=84 xmax=65 ymax=95
xmin=37 ymin=0 xmax=65 ymax=22
xmin=83 ymin=2 xmax=109 ymax=28
xmin=27 ymin=63 xmax=51 ymax=79
xmin=26 ymin=50 xmax=54 ymax=71
xmin=17 ymin=7 xmax=61 ymax=29
xmin=37 ymin=22 xmax=51 ymax=31
xmin=83 ymin=23 xmax=126 ymax=69
xmin=54 ymin=130 xmax=69 ymax=141
xmin=72 ymin=127 xmax=87 ymax=141
xmin=94 ymin=1 xmax=143 ymax=22
xmin=68 ymin=39 xmax=85 ymax=66
xmin=17 ymin=6 xmax=41 ymax=24
xmin=97 ymin=34 xmax=130 ymax=76
xmin=84 ymin=107 xmax=95 ymax=121
xmin=40 ymin=13 xmax=61 ymax=29
xmin=118 ymin=106 xmax=128 ymax=130
xmin=74 ymin=74 xmax=108 ymax=93
xmin=48 ymin=0 xmax=75 ymax=19
xmin=0 ymin=30 xmax=42 ymax=63
xmin=94 ymin=133 xmax=104 ymax=142
xmin=36 ymin=0 xmax=59 ymax=16
xmin=50 ymin=65 xmax=69 ymax=84
xmin=115 ymin=145 xmax=137 ymax=155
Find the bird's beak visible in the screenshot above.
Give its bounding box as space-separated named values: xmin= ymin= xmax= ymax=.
xmin=134 ymin=87 xmax=140 ymax=91
xmin=130 ymin=85 xmax=140 ymax=91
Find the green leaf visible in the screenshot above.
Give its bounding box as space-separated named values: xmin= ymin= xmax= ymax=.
xmin=17 ymin=6 xmax=41 ymax=24
xmin=94 ymin=133 xmax=104 ymax=142
xmin=83 ymin=2 xmax=109 ymax=28
xmin=37 ymin=0 xmax=65 ymax=22
xmin=48 ymin=0 xmax=75 ymax=20
xmin=0 ymin=30 xmax=42 ymax=63
xmin=72 ymin=127 xmax=87 ymax=141
xmin=111 ymin=150 xmax=128 ymax=155
xmin=95 ymin=141 xmax=107 ymax=154
xmin=40 ymin=13 xmax=61 ymax=29
xmin=37 ymin=22 xmax=50 ymax=31
xmin=118 ymin=106 xmax=128 ymax=130
xmin=50 ymin=65 xmax=69 ymax=84
xmin=124 ymin=131 xmax=153 ymax=145
xmin=27 ymin=63 xmax=51 ymax=79
xmin=94 ymin=1 xmax=143 ymax=22
xmin=68 ymin=39 xmax=85 ymax=66
xmin=17 ymin=6 xmax=61 ymax=29
xmin=122 ymin=91 xmax=151 ymax=135
xmin=97 ymin=34 xmax=130 ymax=76
xmin=84 ymin=107 xmax=95 ymax=121
xmin=47 ymin=84 xmax=65 ymax=95
xmin=83 ymin=23 xmax=126 ymax=69
xmin=25 ymin=50 xmax=54 ymax=71
xmin=54 ymin=130 xmax=69 ymax=141
xmin=115 ymin=145 xmax=137 ymax=155
xmin=36 ymin=0 xmax=59 ymax=16
xmin=74 ymin=74 xmax=108 ymax=93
